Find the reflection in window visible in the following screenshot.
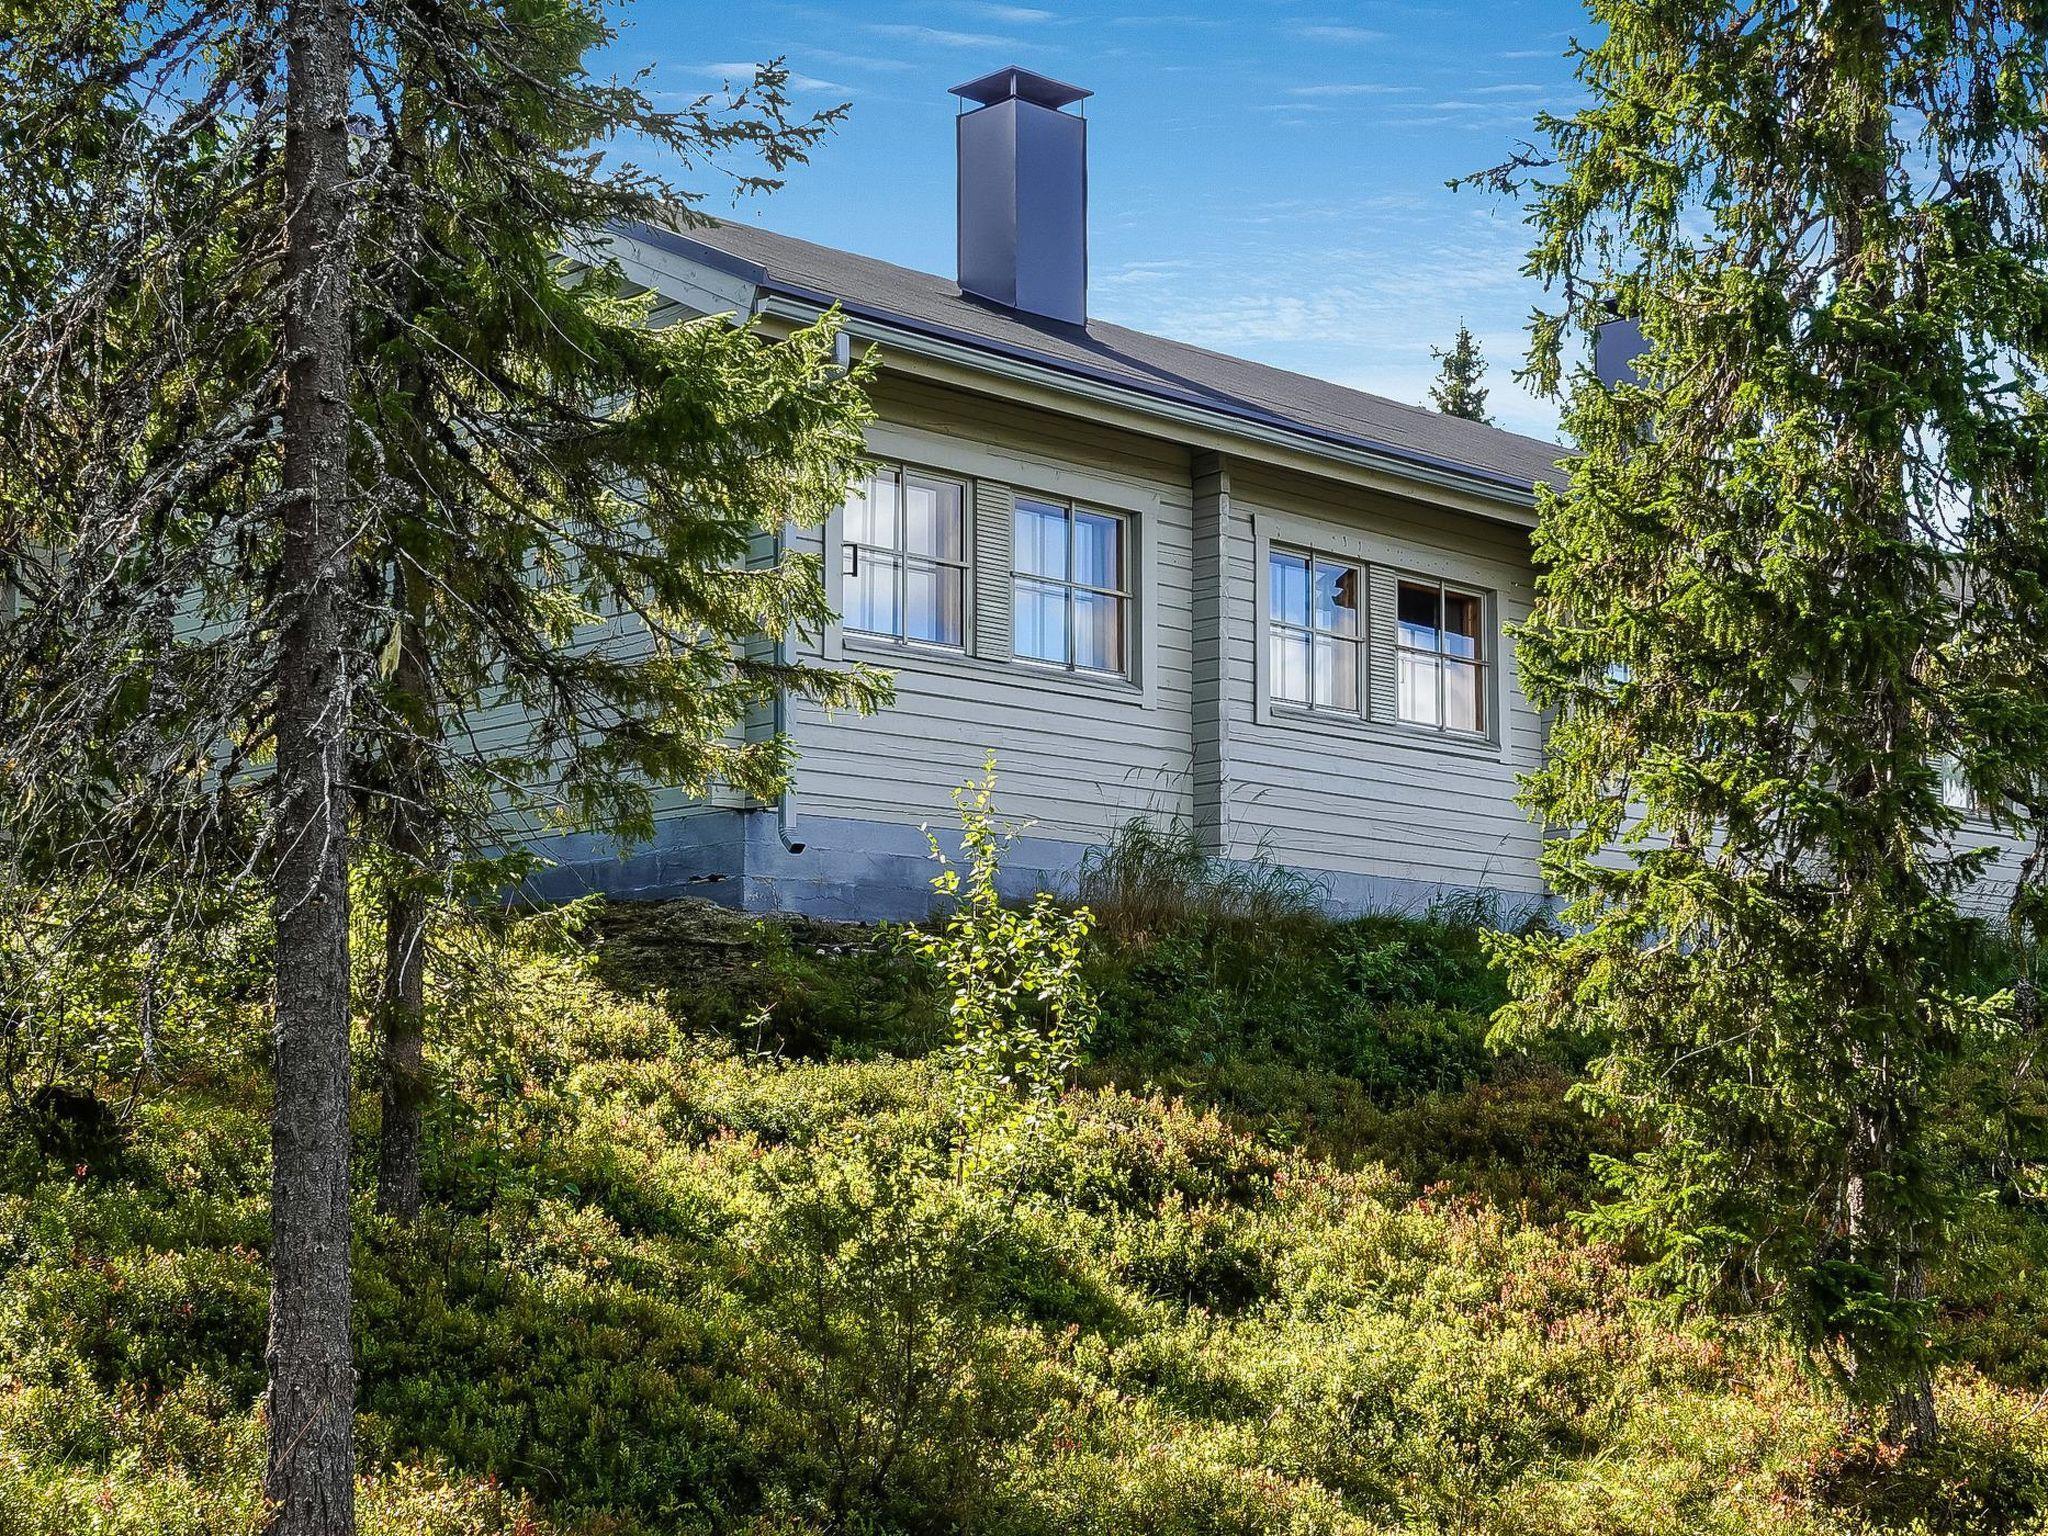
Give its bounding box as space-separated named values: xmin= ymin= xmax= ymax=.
xmin=1268 ymin=549 xmax=1362 ymax=712
xmin=1940 ymin=759 xmax=1989 ymax=817
xmin=1012 ymin=498 xmax=1129 ymax=675
xmin=1397 ymin=579 xmax=1487 ymax=734
xmin=842 ymin=468 xmax=968 ymax=648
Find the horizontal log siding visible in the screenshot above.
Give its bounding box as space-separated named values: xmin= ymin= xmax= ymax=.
xmin=788 ymin=373 xmax=1197 ymax=846
xmin=1219 ymin=460 xmax=1548 ymax=896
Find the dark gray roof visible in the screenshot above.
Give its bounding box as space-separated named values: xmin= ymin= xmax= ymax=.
xmin=628 ymin=218 xmax=1567 ymax=499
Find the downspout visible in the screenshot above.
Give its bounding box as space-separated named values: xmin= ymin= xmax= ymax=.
xmin=772 ymin=657 xmax=804 ymax=852
xmin=770 ymin=499 xmax=805 ymax=854
xmin=764 ymin=309 xmax=857 ymax=855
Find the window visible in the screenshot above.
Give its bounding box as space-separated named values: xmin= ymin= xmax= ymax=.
xmin=1012 ymin=497 xmax=1129 ymax=674
xmin=1268 ymin=549 xmax=1363 ymax=711
xmin=1397 ymin=579 xmax=1488 ymax=733
xmin=842 ymin=467 xmax=967 ymax=648
xmin=1940 ymin=760 xmax=1989 ymax=817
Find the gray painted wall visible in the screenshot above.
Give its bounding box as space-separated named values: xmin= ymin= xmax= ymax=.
xmin=1218 ymin=460 xmax=1548 ymax=899
xmin=535 ymin=238 xmax=2020 ymax=931
xmin=757 ymin=373 xmax=1555 ymax=914
xmin=793 ymin=373 xmax=1197 ymax=846
xmin=523 ymin=247 xmax=1563 ymax=918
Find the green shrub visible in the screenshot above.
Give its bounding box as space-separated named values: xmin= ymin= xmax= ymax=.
xmin=908 ymin=762 xmax=1097 ymax=1184
xmin=0 ymin=879 xmax=268 ymax=1165
xmin=589 ymin=898 xmax=944 ymax=1062
xmin=1085 ymin=894 xmax=1513 ymax=1104
xmin=743 ymin=1141 xmax=1038 ymax=1530
xmin=1076 ymin=815 xmax=1323 ymax=945
xmin=3 ymin=862 xmax=2047 ymax=1536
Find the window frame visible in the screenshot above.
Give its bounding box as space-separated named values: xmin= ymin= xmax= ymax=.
xmin=1939 ymin=759 xmax=1993 ymax=820
xmin=1395 ymin=576 xmax=1491 ymax=737
xmin=840 ymin=464 xmax=972 ymax=653
xmin=1266 ymin=545 xmax=1367 ymax=716
xmin=1010 ymin=496 xmax=1132 ymax=678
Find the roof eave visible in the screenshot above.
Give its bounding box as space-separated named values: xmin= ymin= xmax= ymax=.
xmin=623 ymin=220 xmax=1545 ymax=522
xmin=759 ymin=292 xmax=1541 ymax=523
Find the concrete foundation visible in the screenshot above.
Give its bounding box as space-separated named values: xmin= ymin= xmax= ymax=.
xmin=519 ymin=807 xmax=1543 ymax=924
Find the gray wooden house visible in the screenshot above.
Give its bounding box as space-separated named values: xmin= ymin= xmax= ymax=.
xmin=534 ymin=66 xmax=1575 ymax=918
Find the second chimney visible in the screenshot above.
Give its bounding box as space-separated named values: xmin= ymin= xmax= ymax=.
xmin=951 ymin=67 xmax=1090 ymax=327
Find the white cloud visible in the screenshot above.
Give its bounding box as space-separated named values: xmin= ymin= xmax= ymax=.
xmin=1289 ymin=23 xmax=1388 ymax=43
xmin=957 ymin=2 xmax=1060 ymax=20
xmin=806 ymin=48 xmax=919 ymax=73
xmin=1286 ymin=82 xmax=1419 ymax=98
xmin=1096 ymin=259 xmax=1195 ymax=289
xmin=1380 ymin=111 xmax=1536 ymax=131
xmin=680 ymin=62 xmax=847 ymax=93
xmin=863 ymin=22 xmax=1023 ymax=49
xmin=1086 ymin=194 xmax=1560 ymax=437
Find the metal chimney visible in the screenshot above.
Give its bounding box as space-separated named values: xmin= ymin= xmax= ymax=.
xmin=1594 ymin=313 xmax=1648 ymax=387
xmin=951 ymin=67 xmax=1091 ymax=326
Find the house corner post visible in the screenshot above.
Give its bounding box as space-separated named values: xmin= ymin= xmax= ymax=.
xmin=1191 ymin=450 xmax=1234 ymax=858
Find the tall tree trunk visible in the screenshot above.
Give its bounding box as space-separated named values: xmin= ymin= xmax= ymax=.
xmin=1885 ymin=1253 xmax=1938 ymax=1450
xmin=1846 ymin=1099 xmax=1937 ymax=1449
xmin=374 ymin=864 xmax=427 ymax=1220
xmin=1834 ymin=0 xmax=1937 ymax=1453
xmin=372 ymin=45 xmax=439 ymax=1226
xmin=265 ymin=0 xmax=358 ymax=1527
xmin=375 ymin=569 xmax=431 ymax=1223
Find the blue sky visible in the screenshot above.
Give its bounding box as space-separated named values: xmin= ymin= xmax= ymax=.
xmin=606 ymin=1 xmax=1592 ymax=440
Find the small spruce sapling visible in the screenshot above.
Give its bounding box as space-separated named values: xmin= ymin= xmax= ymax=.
xmin=1428 ymin=322 xmax=1493 ymax=425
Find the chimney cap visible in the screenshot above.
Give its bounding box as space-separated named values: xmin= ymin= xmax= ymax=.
xmin=950 ymin=66 xmax=1091 ymax=112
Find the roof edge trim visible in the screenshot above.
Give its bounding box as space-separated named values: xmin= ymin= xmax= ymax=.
xmin=621 ymin=220 xmax=1547 ymax=513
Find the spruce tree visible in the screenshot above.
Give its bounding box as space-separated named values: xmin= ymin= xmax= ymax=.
xmin=1480 ymin=1 xmax=2048 ymax=1449
xmin=0 ymin=6 xmax=883 ymax=1527
xmin=1428 ymin=321 xmax=1493 ymax=423
xmin=348 ymin=20 xmax=889 ymax=1221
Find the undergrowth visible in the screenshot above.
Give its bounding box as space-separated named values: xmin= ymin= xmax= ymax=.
xmin=2 ymin=816 xmax=2046 ymax=1534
